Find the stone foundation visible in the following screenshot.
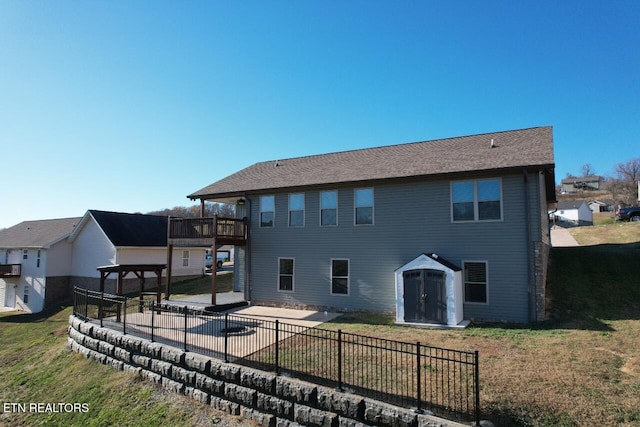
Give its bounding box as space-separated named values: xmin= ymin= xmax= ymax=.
xmin=68 ymin=315 xmax=468 ymax=427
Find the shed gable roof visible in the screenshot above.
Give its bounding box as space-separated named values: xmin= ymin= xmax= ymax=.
xmin=0 ymin=217 xmax=81 ymax=248
xmin=189 ymin=126 xmax=554 ymax=200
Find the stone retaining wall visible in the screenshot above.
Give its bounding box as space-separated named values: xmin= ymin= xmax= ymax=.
xmin=68 ymin=315 xmax=468 ymax=427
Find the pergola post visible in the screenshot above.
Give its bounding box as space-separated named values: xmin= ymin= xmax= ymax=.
xmin=211 ymin=242 xmax=217 ymax=306
xmin=166 ymin=244 xmax=173 ymax=299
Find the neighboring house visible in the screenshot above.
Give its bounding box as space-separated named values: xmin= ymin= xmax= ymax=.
xmin=587 ymin=199 xmax=614 ymax=213
xmin=0 ymin=210 xmax=207 ymax=313
xmin=0 ymin=217 xmax=81 ymax=313
xmin=69 ymin=210 xmax=206 ymax=294
xmin=176 ymin=126 xmax=556 ymax=324
xmin=552 ymin=201 xmax=593 ymax=226
xmin=561 ymin=176 xmax=602 ymax=193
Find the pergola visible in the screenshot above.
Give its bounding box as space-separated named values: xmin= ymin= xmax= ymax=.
xmin=97 ymin=264 xmax=166 ymax=305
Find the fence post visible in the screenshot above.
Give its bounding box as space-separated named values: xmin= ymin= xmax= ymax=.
xmin=99 ymin=291 xmax=104 ymax=328
xmin=84 ymin=288 xmax=89 ymax=320
xmin=474 ymin=350 xmax=480 ymax=426
xmin=337 ymin=330 xmax=342 ymax=391
xmin=123 ymin=296 xmax=127 ymax=335
xmin=416 ymin=342 xmax=422 ymax=413
xmin=184 ymin=305 xmax=188 ymax=352
xmin=151 ymin=301 xmax=155 ymax=343
xmin=275 ymin=320 xmax=280 ymax=375
xmin=224 ymin=313 xmax=229 ymax=363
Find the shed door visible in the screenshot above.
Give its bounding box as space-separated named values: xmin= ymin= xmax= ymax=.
xmin=403 ymin=269 xmax=447 ymax=324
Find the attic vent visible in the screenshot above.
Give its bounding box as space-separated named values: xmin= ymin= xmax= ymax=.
xmin=274 ymin=160 xmax=280 ymax=167
xmin=490 ymin=139 xmax=496 ymax=148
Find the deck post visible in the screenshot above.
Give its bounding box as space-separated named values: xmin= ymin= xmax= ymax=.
xmin=166 ymin=244 xmax=173 ymax=299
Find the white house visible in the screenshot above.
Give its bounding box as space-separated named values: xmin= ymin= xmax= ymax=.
xmin=0 ymin=217 xmax=81 ymax=313
xmin=68 ymin=210 xmax=206 ymax=294
xmin=553 ymin=201 xmax=593 ymax=226
xmin=0 ymin=210 xmax=208 ymax=313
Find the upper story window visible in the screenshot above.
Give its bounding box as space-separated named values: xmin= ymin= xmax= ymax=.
xmin=463 ymin=261 xmax=488 ymax=304
xmin=23 ymin=249 xmax=28 ymax=260
xmin=260 ymin=195 xmax=275 ymax=227
xmin=452 ymin=178 xmax=502 ymax=222
xmin=354 ymin=188 xmax=374 ymax=225
xmin=320 ymin=191 xmax=338 ymax=226
xmin=330 ymin=258 xmax=349 ymax=295
xmin=289 ymin=193 xmax=305 ymax=227
xmin=278 ymin=258 xmax=294 ymax=292
xmin=37 ymin=250 xmax=41 ymax=268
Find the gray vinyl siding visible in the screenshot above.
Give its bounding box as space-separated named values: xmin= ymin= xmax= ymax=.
xmin=246 ymin=173 xmax=541 ymax=323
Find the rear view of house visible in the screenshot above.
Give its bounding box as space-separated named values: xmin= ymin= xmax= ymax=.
xmin=0 ymin=217 xmax=80 ymax=313
xmin=174 ymin=126 xmax=556 ymax=324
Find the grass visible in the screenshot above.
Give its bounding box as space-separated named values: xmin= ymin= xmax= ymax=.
xmin=168 ymin=273 xmax=234 ymax=299
xmin=0 ymin=275 xmax=250 ymax=427
xmin=3 ymin=221 xmax=640 ymax=426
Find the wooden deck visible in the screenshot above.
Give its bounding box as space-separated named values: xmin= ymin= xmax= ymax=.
xmin=168 ymin=217 xmax=247 ymax=246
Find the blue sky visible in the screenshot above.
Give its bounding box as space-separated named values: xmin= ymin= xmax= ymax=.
xmin=1 ymin=1 xmax=638 ymax=228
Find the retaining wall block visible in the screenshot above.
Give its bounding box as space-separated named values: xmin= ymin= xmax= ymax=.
xmin=338 ymin=417 xmax=371 ymax=427
xmin=104 ymin=328 xmax=122 ymax=347
xmin=162 ymin=377 xmax=184 ymax=394
xmin=105 ymin=355 xmax=124 ymax=371
xmin=257 ymin=392 xmax=294 ymax=419
xmin=225 ymin=383 xmax=257 ymax=407
xmin=276 ymin=376 xmax=318 ymax=405
xmin=132 ymin=354 xmax=151 ymax=369
xmin=184 ymin=386 xmax=210 ymax=405
xmin=140 ymin=369 xmax=162 ymax=385
xmin=150 ymin=359 xmax=173 ymax=377
xmin=416 ymin=414 xmax=467 ymax=427
xmin=275 ymin=418 xmax=304 ymax=427
xmin=98 ymin=341 xmax=115 ymax=356
xmin=92 ymin=325 xmax=109 ymax=341
xmin=211 ymin=360 xmax=241 ymax=383
xmin=121 ymin=335 xmax=143 ymax=353
xmin=363 ymin=399 xmax=417 ymax=427
xmin=87 ymin=348 xmax=107 ymax=365
xmin=195 ymin=373 xmax=224 ymax=395
xmin=140 ymin=340 xmax=163 ymax=358
xmin=317 ymin=386 xmax=364 ymax=419
xmin=211 ymin=396 xmax=240 ymax=416
xmin=113 ymin=346 xmax=131 ymax=363
xmin=69 ymin=315 xmax=82 ymax=331
xmin=171 ymin=366 xmax=196 ymax=385
xmin=161 ymin=346 xmax=185 ymax=365
xmin=241 ymin=406 xmax=276 ymax=427
xmin=294 ymin=404 xmax=338 ymax=427
xmin=83 ymin=335 xmax=100 ymax=351
xmin=185 ymin=353 xmax=211 ymax=374
xmin=241 ymin=367 xmax=277 ymax=394
xmin=68 ymin=327 xmax=85 ymax=345
xmin=123 ymin=365 xmax=142 ymax=376
xmin=77 ymin=321 xmax=93 ymax=337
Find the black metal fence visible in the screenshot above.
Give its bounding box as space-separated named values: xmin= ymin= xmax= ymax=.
xmin=73 ymin=287 xmax=480 ymax=423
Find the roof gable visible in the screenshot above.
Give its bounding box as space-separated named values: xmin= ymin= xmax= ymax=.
xmin=87 ymin=210 xmax=168 ymax=247
xmin=189 ymin=126 xmax=554 ymax=200
xmin=0 ymin=217 xmax=81 ymax=248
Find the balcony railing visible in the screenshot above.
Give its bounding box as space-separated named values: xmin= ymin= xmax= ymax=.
xmin=168 ymin=217 xmax=247 ymax=245
xmin=0 ymin=264 xmax=21 ymax=277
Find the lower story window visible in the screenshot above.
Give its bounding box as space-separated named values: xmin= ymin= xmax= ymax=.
xmin=278 ymin=258 xmax=294 ymax=291
xmin=464 ymin=261 xmax=488 ymax=303
xmin=331 ymin=259 xmax=349 ymax=295
xmin=23 ymin=285 xmax=29 ymax=304
xmin=182 ymin=250 xmax=190 ymax=268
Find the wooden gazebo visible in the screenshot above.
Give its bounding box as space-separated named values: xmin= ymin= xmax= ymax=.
xmin=97 ymin=263 xmax=166 ymax=305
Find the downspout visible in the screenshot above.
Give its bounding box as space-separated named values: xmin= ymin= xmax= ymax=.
xmin=244 ymin=195 xmax=252 ymax=304
xmin=523 ymin=169 xmax=536 ymax=322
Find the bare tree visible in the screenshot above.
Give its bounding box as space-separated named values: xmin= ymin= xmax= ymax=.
xmin=580 ymin=163 xmax=596 ymax=177
xmin=607 ymin=157 xmax=640 ymax=206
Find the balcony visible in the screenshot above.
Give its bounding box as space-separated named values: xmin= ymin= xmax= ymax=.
xmin=0 ymin=264 xmax=21 ymax=278
xmin=168 ymin=217 xmax=247 ymax=246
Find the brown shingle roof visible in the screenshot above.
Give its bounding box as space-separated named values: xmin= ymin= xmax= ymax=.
xmin=189 ymin=126 xmax=554 ymax=200
xmin=0 ymin=217 xmax=82 ymax=248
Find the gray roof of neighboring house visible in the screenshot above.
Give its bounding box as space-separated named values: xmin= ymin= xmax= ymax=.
xmin=557 ymin=201 xmax=588 ymax=210
xmin=0 ymin=217 xmax=82 ymax=248
xmin=78 ymin=210 xmax=169 ymax=247
xmin=189 ymin=126 xmax=554 ymax=200
xmin=561 ymin=175 xmax=602 ymax=184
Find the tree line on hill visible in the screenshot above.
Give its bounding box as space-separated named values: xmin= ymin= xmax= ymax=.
xmin=147 ymin=202 xmax=235 ymax=218
xmin=564 ymin=157 xmax=640 ymax=206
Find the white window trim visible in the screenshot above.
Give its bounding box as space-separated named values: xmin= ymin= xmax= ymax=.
xmin=330 ymin=258 xmax=350 ymax=296
xmin=462 ymin=260 xmax=489 ymax=305
xmin=182 ymin=250 xmax=190 ymax=268
xmin=450 ymin=178 xmax=503 ymax=223
xmin=277 ymin=257 xmax=295 ymax=293
xmin=23 ymin=249 xmax=28 ymax=260
xmin=260 ymin=195 xmax=276 ymax=228
xmin=288 ymin=193 xmax=305 ymax=227
xmin=354 ymin=188 xmax=374 ymax=226
xmin=320 ymin=190 xmax=338 ymax=227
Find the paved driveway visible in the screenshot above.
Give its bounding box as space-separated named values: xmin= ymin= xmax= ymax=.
xmin=550 ymin=226 xmax=580 ymax=247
